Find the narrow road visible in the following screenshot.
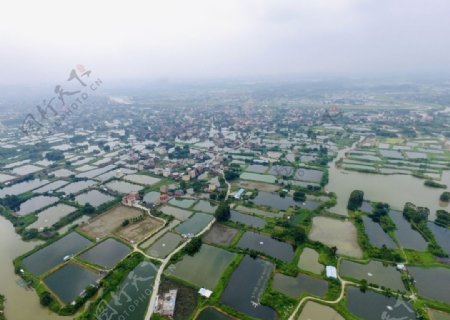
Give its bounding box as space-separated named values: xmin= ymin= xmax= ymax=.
xmin=144 ymin=172 xmax=229 ymax=320
xmin=144 ymin=218 xmax=215 ymax=320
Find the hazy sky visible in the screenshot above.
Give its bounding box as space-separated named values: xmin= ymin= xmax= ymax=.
xmin=1 ymin=0 xmax=450 ymax=85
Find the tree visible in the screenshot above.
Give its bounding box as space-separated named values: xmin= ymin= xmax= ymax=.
xmin=183 ymin=237 xmax=202 ymax=256
xmin=330 ymin=246 xmax=338 ymax=258
xmin=82 ymin=203 xmax=95 ymax=215
xmin=214 ymin=202 xmax=231 ymax=222
xmin=347 ymin=190 xmax=364 ymax=211
xmin=292 ymin=225 xmax=306 ymax=245
xmin=293 ymin=191 xmax=306 ymax=202
xmin=440 ymin=192 xmax=450 ymax=202
xmin=360 ymin=279 xmax=368 ymax=293
xmin=40 ymin=292 xmax=53 ymax=306
xmin=45 ymin=150 xmax=64 ymax=161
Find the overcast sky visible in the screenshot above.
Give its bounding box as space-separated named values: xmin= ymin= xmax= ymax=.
xmin=1 ymin=0 xmax=450 ymax=85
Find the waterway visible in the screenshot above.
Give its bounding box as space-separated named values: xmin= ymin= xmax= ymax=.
xmin=327 ymin=142 xmax=450 ymax=219
xmin=0 ymin=216 xmax=70 ymax=320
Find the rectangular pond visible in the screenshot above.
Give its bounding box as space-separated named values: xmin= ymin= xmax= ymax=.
xmin=123 ymin=174 xmax=160 ymax=186
xmin=160 ymin=205 xmax=192 ymax=221
xmin=166 ymin=244 xmax=236 ymax=290
xmin=408 ymin=267 xmax=450 ymax=304
xmin=104 ymin=180 xmax=143 ymax=194
xmin=240 ymin=172 xmax=276 ymax=184
xmin=220 ymin=256 xmax=276 ymax=320
xmin=78 ymin=238 xmax=131 ymax=269
xmin=33 ymin=180 xmax=69 ymax=193
xmin=230 ymin=210 xmax=266 ymax=228
xmin=388 ymin=210 xmax=428 ymax=251
xmin=347 ymin=286 xmax=417 ymax=320
xmin=168 ymin=198 xmax=196 ymax=209
xmin=75 ymin=190 xmax=115 ymax=208
xmin=0 ymin=178 xmax=49 ymax=197
xmin=193 ymin=200 xmax=218 ymax=214
xmin=28 ymin=203 xmax=77 ymax=230
xmin=16 ymin=195 xmax=59 ymax=216
xmin=57 ymin=180 xmax=96 ymax=195
xmin=23 ymin=232 xmax=93 ymax=276
xmin=237 ymin=231 xmax=294 ymax=263
xmin=294 ymin=168 xmax=323 ymax=183
xmin=362 ymin=216 xmax=397 ymax=249
xmin=272 ymin=273 xmax=328 ymax=298
xmin=175 ymin=212 xmax=214 ymax=235
xmin=146 ymin=232 xmax=182 ymax=258
xmin=44 ymin=263 xmax=100 ymax=304
xmin=339 ymin=260 xmax=405 ymax=291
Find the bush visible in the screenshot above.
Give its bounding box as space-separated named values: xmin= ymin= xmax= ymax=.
xmin=347 ymin=190 xmax=364 ymax=210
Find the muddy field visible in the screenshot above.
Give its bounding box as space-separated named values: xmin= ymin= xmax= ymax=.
xmin=231 ymin=180 xmax=279 ymax=192
xmin=79 ymin=205 xmax=144 ymax=239
xmin=116 ymin=216 xmax=164 ymax=243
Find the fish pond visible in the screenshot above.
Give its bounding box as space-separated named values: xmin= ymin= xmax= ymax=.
xmin=388 ymin=210 xmax=428 ymax=251
xmin=22 ymin=232 xmax=92 ymax=276
xmin=166 ymin=244 xmax=236 ymax=290
xmin=197 ymin=307 xmax=233 ymax=320
xmin=237 ymin=231 xmax=294 ymax=263
xmin=240 ymin=172 xmax=276 ymax=183
xmin=160 ymin=205 xmax=192 ymax=221
xmin=0 ymin=179 xmax=49 ymax=197
xmin=123 ymin=174 xmax=160 ymax=186
xmin=339 ymin=260 xmax=405 ymax=291
xmin=253 ymin=191 xmax=319 ymax=211
xmin=98 ymin=261 xmax=157 ymax=320
xmin=175 ymin=212 xmax=213 ymax=235
xmin=75 ymin=189 xmax=115 ymax=207
xmin=408 ymin=267 xmax=450 ymax=304
xmin=146 ymin=232 xmax=182 ymax=258
xmin=28 ymin=203 xmax=77 ymax=230
xmin=193 ymin=200 xmax=218 ymax=213
xmin=362 ymin=216 xmax=397 ymax=249
xmin=230 ymin=210 xmax=266 ymax=228
xmin=32 ymin=180 xmax=69 ymax=193
xmin=428 ymin=222 xmax=450 ymax=255
xmin=220 ymin=256 xmax=276 ymax=320
xmin=44 ymin=263 xmax=100 ymax=304
xmin=272 ymin=273 xmax=328 ymax=298
xmin=104 ymin=180 xmax=143 ymax=194
xmin=309 ymin=216 xmax=362 ymax=258
xmin=169 ymin=198 xmax=196 ymax=209
xmin=346 ymin=286 xmax=417 ymax=320
xmin=78 ymin=238 xmax=131 ymax=269
xmin=57 ymin=180 xmax=96 ymax=195
xmin=16 ymin=195 xmax=59 ymax=216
